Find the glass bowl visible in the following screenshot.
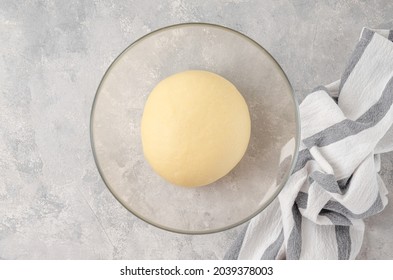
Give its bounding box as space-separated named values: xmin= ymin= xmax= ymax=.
xmin=90 ymin=23 xmax=300 ymax=234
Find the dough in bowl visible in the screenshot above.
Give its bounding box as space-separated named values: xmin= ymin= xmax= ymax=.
xmin=141 ymin=70 xmax=251 ymax=187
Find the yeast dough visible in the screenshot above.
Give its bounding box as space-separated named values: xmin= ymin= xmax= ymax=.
xmin=141 ymin=70 xmax=251 ymax=187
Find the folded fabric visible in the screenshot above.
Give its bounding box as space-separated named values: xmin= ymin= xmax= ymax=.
xmin=225 ymin=28 xmax=393 ymax=260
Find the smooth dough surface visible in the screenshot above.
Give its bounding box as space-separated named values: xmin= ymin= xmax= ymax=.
xmin=141 ymin=70 xmax=251 ymax=187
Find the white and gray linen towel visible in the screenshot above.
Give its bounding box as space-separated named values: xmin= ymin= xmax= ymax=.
xmin=225 ymin=28 xmax=393 ymax=260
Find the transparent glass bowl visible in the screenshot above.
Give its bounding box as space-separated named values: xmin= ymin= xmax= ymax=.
xmin=90 ymin=23 xmax=300 ymax=234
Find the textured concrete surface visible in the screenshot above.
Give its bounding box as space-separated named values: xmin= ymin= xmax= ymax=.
xmin=1 ymin=0 xmax=392 ymax=259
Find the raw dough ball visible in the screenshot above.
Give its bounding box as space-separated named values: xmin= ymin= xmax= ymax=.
xmin=141 ymin=70 xmax=251 ymax=187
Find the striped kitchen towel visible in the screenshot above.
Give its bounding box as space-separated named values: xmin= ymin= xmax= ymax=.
xmin=225 ymin=28 xmax=393 ymax=260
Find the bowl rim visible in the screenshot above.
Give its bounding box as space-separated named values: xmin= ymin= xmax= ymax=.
xmin=90 ymin=22 xmax=301 ymax=235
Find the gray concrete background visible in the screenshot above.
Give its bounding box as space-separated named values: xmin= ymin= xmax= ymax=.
xmin=0 ymin=0 xmax=392 ymax=259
